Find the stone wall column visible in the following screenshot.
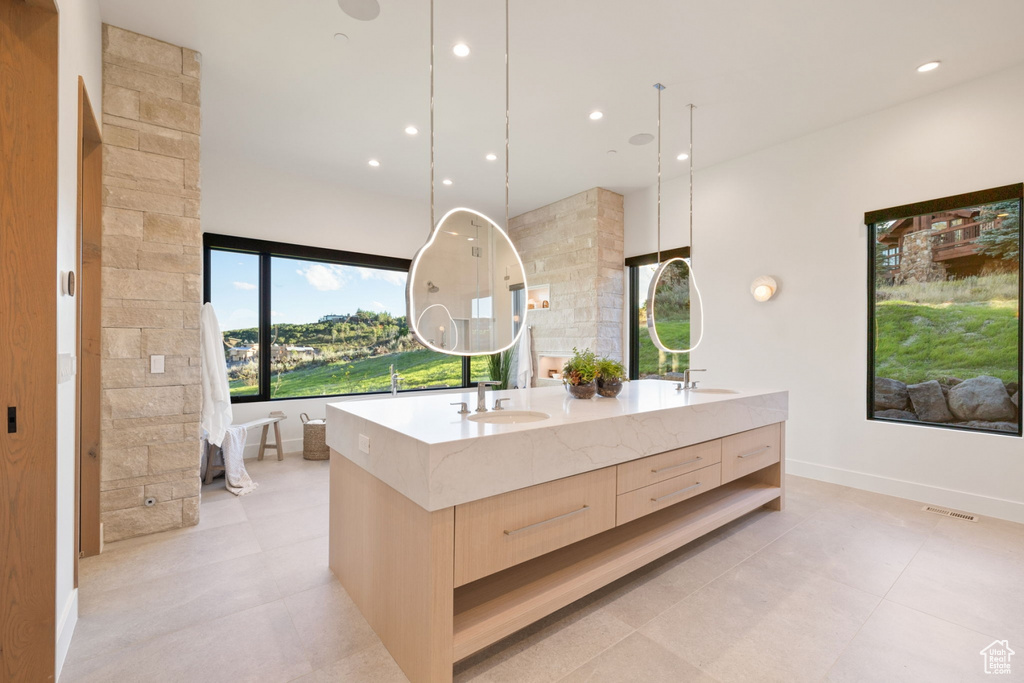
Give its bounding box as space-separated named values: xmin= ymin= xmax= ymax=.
xmin=99 ymin=25 xmax=202 ymax=542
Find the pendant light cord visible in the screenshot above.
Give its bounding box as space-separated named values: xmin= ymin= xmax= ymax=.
xmin=688 ymin=103 xmax=694 ymax=265
xmin=505 ymin=0 xmax=510 ymax=230
xmin=429 ymin=0 xmax=435 ymax=234
xmin=654 ymin=83 xmax=665 ymax=263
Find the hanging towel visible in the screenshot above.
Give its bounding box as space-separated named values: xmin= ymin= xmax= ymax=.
xmin=221 ymin=425 xmax=258 ymax=496
xmin=200 ymin=302 xmax=233 ymax=447
xmin=515 ymin=326 xmax=534 ymax=390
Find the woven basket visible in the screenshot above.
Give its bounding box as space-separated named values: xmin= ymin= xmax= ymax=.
xmin=300 ymin=413 xmax=330 ymax=461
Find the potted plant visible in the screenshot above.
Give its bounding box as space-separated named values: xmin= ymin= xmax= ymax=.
xmin=595 ymin=357 xmax=627 ymax=398
xmin=563 ymin=347 xmax=598 ymax=399
xmin=487 ymin=346 xmax=517 ymax=390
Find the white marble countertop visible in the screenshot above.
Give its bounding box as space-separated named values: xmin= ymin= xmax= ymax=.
xmin=326 ymin=380 xmax=788 ymax=511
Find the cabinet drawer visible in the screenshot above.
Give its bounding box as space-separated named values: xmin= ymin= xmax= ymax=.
xmin=616 ymin=463 xmax=722 ymax=525
xmin=454 ymin=467 xmax=616 ymax=586
xmin=616 ymin=439 xmax=722 ymax=494
xmin=720 ymin=423 xmax=781 ymax=483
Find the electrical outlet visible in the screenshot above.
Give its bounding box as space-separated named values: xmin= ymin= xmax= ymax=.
xmin=150 ymin=355 xmax=165 ymax=374
xmin=358 ymin=434 xmax=370 ymax=454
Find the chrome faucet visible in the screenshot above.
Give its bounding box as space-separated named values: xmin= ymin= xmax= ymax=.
xmin=389 ymin=364 xmax=402 ymax=396
xmin=676 ymin=368 xmax=706 ymax=391
xmin=476 ymin=381 xmax=501 ymax=412
xmin=493 ymin=397 xmax=511 ymax=411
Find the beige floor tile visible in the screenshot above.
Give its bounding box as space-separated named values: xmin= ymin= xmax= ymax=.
xmin=283 ymin=581 xmax=379 ymax=670
xmin=583 ymin=526 xmax=754 ymax=628
xmin=290 ymin=642 xmax=408 ymax=683
xmin=640 ymin=552 xmax=880 ymax=683
xmin=68 ymin=552 xmax=280 ymax=664
xmin=241 ymin=481 xmax=330 ymax=522
xmin=250 ymin=502 xmax=330 ymax=551
xmin=886 ymin=534 xmax=1024 ymax=646
xmin=79 ymin=521 xmax=261 ymax=595
xmin=754 ymin=507 xmax=929 ymax=596
xmin=826 ymin=600 xmax=998 ymax=683
xmin=930 ymin=514 xmax=1024 ymax=559
xmin=560 ymin=632 xmax=718 ymax=682
xmin=190 ymin=495 xmax=248 ymax=531
xmin=262 ymin=534 xmax=335 ymax=598
xmin=455 ymin=599 xmax=633 ymax=683
xmin=831 ymin=487 xmax=941 ymax=534
xmin=61 ymin=601 xmax=312 ymax=683
xmin=704 ymin=503 xmax=810 ymax=556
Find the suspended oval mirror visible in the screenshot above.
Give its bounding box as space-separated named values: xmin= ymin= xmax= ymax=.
xmin=407 ymin=208 xmax=527 ymax=355
xmin=646 ymin=256 xmax=703 ymax=353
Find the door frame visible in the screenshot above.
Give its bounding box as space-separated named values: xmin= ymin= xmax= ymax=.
xmin=76 ymin=76 xmax=103 ymax=571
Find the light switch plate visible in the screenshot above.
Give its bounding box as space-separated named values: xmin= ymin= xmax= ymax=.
xmin=150 ymin=355 xmax=165 ymax=374
xmin=358 ymin=434 xmax=370 ymax=454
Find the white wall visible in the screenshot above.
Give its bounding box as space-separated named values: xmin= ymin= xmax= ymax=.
xmin=202 ymin=152 xmax=440 ymax=452
xmin=55 ymin=0 xmax=102 ymax=676
xmin=625 ymin=63 xmax=1024 ymax=523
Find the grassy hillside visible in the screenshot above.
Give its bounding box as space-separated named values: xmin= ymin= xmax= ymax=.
xmin=638 ymin=320 xmax=690 ymax=377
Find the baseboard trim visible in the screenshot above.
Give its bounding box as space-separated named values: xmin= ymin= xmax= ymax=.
xmin=787 ymin=458 xmax=1024 ymax=524
xmin=55 ymin=587 xmax=78 ymax=681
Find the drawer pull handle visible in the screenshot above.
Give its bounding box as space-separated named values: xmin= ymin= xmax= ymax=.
xmin=651 ymin=482 xmax=702 ymax=503
xmin=738 ymin=445 xmax=771 ymax=459
xmin=651 ymin=456 xmax=703 ymax=474
xmin=504 ymin=505 xmax=590 ymax=536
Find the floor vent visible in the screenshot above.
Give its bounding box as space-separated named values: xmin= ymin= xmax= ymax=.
xmin=922 ymin=505 xmax=978 ymax=522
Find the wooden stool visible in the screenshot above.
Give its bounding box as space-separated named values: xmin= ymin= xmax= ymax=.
xmin=204 ymin=411 xmax=286 ymax=484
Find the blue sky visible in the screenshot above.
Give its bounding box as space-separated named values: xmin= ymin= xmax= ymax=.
xmin=209 ymin=251 xmax=409 ymax=332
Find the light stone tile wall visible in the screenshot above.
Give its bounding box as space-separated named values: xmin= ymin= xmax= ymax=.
xmin=510 ymin=188 xmax=625 ymax=363
xmin=99 ymin=26 xmax=202 ymax=542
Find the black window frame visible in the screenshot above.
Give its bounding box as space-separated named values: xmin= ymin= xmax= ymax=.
xmin=625 ymin=247 xmax=690 ymax=380
xmin=865 ymin=183 xmax=1024 ymax=437
xmin=203 ymin=233 xmax=473 ymax=403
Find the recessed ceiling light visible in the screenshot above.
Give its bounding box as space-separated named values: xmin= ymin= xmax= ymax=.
xmin=442 ymin=178 xmax=453 ymax=185
xmin=333 ymin=32 xmax=349 ymax=42
xmin=676 ymin=153 xmax=689 ymax=161
xmin=485 ymin=153 xmax=497 ymax=161
xmin=628 ymin=133 xmax=655 ymax=146
xmin=405 ymin=126 xmax=418 ymax=135
xmin=453 ymin=43 xmax=470 ymax=57
xmin=607 ymin=150 xmax=617 ymax=155
xmin=337 ymin=0 xmax=380 ymax=21
xmin=917 ymin=61 xmax=941 ymax=73
xmin=589 ymin=111 xmax=604 ymax=121
xmin=368 ymin=159 xmax=380 ymax=167
xmin=467 ymin=237 xmax=475 ymax=241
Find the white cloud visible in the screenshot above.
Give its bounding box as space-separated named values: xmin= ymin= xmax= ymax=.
xmin=233 ymin=281 xmax=257 ymax=291
xmin=224 ymin=307 xmax=258 ymax=330
xmin=367 ymin=301 xmax=388 ymax=311
xmin=354 ymin=266 xmax=406 ymax=286
xmin=297 ymin=264 xmax=347 ymax=291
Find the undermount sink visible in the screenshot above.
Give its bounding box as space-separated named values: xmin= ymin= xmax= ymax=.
xmin=468 ymin=410 xmax=551 ymax=424
xmin=688 ymin=388 xmax=739 ymax=394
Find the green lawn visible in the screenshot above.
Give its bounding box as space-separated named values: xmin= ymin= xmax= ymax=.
xmin=229 ymin=349 xmax=463 ymax=397
xmin=874 ymin=299 xmax=1018 ymax=384
xmin=638 ymin=321 xmax=690 ymax=377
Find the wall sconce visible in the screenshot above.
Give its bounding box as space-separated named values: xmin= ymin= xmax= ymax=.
xmin=750 ymin=276 xmax=778 ymax=302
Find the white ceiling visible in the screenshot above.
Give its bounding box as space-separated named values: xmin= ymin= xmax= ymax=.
xmin=99 ymin=0 xmax=1024 ymax=221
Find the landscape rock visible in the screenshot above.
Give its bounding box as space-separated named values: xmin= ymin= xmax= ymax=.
xmin=1014 ymin=391 xmax=1019 ymax=408
xmin=947 ymin=376 xmax=1017 ymax=422
xmin=956 ymin=421 xmax=1018 ymax=432
xmin=874 ymin=378 xmax=909 ymax=411
xmin=907 ymin=380 xmax=954 ymax=423
xmin=875 ymin=409 xmax=917 ymax=421
xmin=1007 ymin=382 xmax=1019 ymax=397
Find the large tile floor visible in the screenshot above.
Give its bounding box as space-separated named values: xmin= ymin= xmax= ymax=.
xmin=62 ymin=454 xmax=1024 ymax=682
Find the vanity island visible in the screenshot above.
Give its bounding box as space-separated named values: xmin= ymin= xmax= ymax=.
xmin=326 ymin=380 xmax=788 ymax=682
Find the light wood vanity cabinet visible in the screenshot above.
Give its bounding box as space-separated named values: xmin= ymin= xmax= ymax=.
xmin=330 ymin=419 xmax=786 ymax=683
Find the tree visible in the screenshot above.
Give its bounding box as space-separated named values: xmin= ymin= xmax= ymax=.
xmin=975 ymin=200 xmax=1020 ymax=262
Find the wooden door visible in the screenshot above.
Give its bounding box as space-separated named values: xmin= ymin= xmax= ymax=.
xmin=0 ymin=0 xmax=60 ymax=679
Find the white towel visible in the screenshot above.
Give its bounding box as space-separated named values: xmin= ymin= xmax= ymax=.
xmin=515 ymin=326 xmax=533 ymax=390
xmin=200 ymin=303 xmax=233 ymax=447
xmin=221 ymin=425 xmax=258 ymax=496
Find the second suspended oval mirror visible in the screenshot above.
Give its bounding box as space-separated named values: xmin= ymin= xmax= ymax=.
xmin=647 ymin=256 xmax=703 ymax=353
xmin=407 ymin=208 xmax=527 ymax=355
xmin=646 ymin=86 xmax=704 ymax=354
